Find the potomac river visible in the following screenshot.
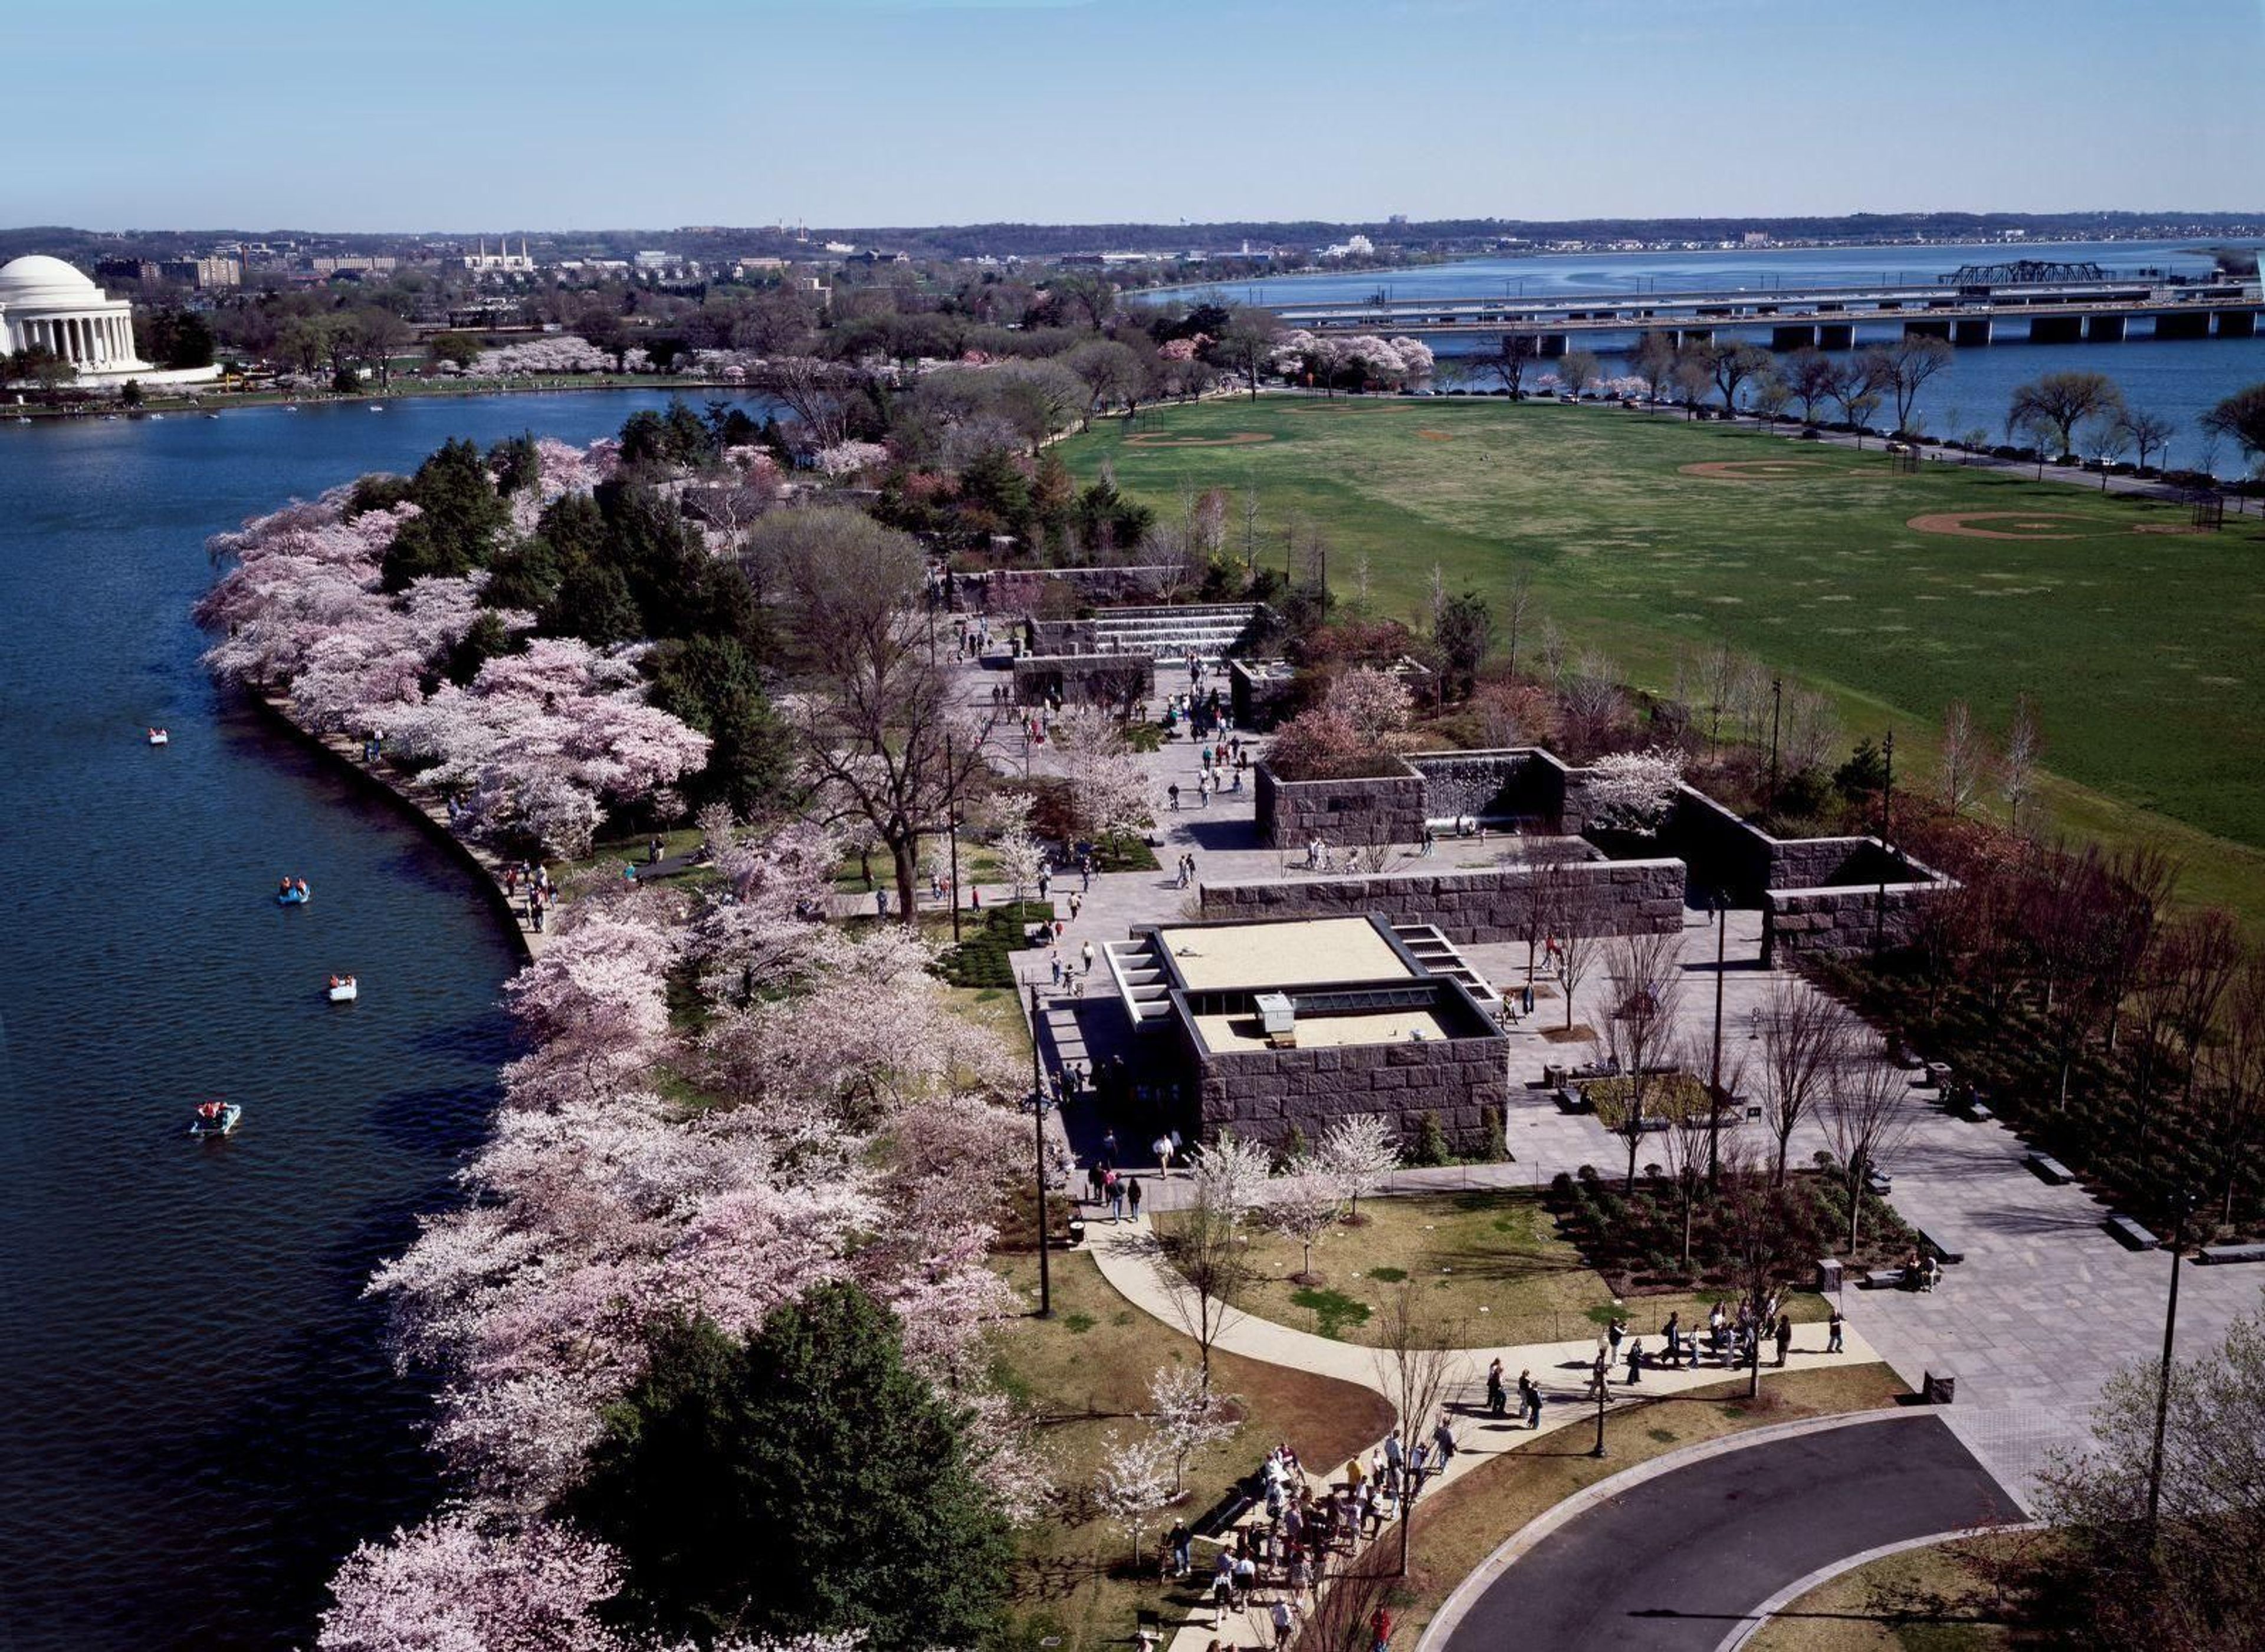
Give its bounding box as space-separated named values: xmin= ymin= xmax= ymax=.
xmin=1168 ymin=236 xmax=2265 ymax=454
xmin=0 ymin=392 xmax=745 ymax=1650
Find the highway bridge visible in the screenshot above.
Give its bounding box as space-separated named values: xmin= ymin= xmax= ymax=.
xmin=1271 ymin=270 xmax=2263 ymax=352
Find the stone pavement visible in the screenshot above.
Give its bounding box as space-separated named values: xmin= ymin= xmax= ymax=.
xmin=1081 ymin=1215 xmax=1883 ymax=1652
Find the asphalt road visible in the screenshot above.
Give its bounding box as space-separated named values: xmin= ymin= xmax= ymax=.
xmin=1439 ymin=1413 xmax=2026 ymax=1652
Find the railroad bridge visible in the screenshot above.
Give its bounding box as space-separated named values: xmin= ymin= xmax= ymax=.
xmin=1271 ymin=267 xmax=2262 ymax=353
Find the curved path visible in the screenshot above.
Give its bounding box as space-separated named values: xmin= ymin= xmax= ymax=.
xmin=1432 ymin=1411 xmax=2025 ymax=1652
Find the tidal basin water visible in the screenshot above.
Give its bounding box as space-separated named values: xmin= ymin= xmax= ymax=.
xmin=0 ymin=392 xmax=737 ymax=1650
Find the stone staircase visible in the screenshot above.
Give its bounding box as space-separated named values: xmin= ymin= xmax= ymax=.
xmin=1104 ymin=932 xmax=1176 ymax=1026
xmin=1391 ymin=921 xmax=1501 ymax=1007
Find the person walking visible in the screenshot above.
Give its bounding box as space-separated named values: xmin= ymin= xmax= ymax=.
xmin=1167 ymin=1520 xmax=1191 ymax=1578
xmin=1626 ymin=1337 xmax=1644 ymax=1385
xmin=1271 ymin=1598 xmax=1295 ymax=1648
xmin=1607 ymin=1317 xmax=1626 ymax=1358
xmin=1827 ymin=1305 xmax=1846 ymax=1354
xmin=1519 ymin=1370 xmax=1542 ymax=1429
xmin=1081 ymin=939 xmax=1096 ymax=975
xmin=1663 ymin=1312 xmax=1683 ymax=1369
xmin=1168 ymin=781 xmax=1181 ymax=811
xmin=1107 ymin=1174 xmax=1126 ymax=1224
xmin=1126 ymin=1175 xmax=1144 ymax=1220
xmin=1775 ymin=1313 xmax=1794 ymax=1368
xmin=1486 ymin=1358 xmax=1507 ymax=1417
xmin=1432 ymin=1412 xmax=1457 ymax=1466
xmin=1370 ymin=1606 xmax=1394 ymax=1652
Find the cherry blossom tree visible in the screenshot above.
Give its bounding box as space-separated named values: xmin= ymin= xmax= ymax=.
xmin=1315 ymin=1112 xmax=1401 ymax=1223
xmin=1146 ymin=1364 xmax=1241 ymax=1496
xmin=1581 ymin=748 xmax=1686 ymax=834
xmin=1093 ymin=1431 xmax=1176 ymax=1566
xmin=1263 ymin=1163 xmax=1345 ymax=1283
xmin=319 ymin=1514 xmax=622 ymax=1652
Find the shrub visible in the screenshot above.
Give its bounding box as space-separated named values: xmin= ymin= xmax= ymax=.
xmin=1406 ymin=1112 xmax=1451 ymax=1167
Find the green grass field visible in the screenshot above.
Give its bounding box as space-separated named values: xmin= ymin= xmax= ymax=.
xmin=1064 ymin=397 xmax=2265 ymax=921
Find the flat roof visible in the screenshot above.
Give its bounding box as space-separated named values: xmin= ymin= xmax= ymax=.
xmin=1155 ymin=917 xmax=1414 ymax=991
xmin=1194 ymin=1007 xmax=1450 ymax=1053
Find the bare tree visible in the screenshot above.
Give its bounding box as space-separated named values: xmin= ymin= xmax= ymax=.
xmin=1782 ymin=348 xmax=1843 ymax=426
xmin=2007 ymin=370 xmax=2124 ymax=459
xmin=1754 ymin=978 xmax=1854 ymax=1183
xmin=2207 ymin=951 xmax=2265 ymax=1228
xmin=1867 ymin=336 xmax=1955 ymax=433
xmin=1472 ymin=333 xmax=1544 ymax=399
xmin=779 ymin=510 xmax=996 ymax=921
xmin=1369 ymin=1280 xmax=1458 ymax=1575
xmin=1718 ymin=1145 xmax=1810 ymax=1397
xmin=1630 ymin=331 xmax=1678 ymax=408
xmin=1602 ymin=929 xmax=1688 ymax=1191
xmin=1558 ymin=348 xmax=1601 ymax=399
xmin=1701 ymin=340 xmax=1773 ymax=412
xmin=1560 ymin=650 xmax=1624 ymax=757
xmin=1831 ymin=352 xmax=1890 ymax=446
xmin=753 ymin=355 xmax=864 ymax=451
xmin=1149 ymin=1184 xmax=1253 ymax=1385
xmin=1215 ymin=308 xmax=1281 ymax=400
xmin=1535 ymin=856 xmax=1607 ymax=1032
xmin=2000 ymin=693 xmax=2044 ymax=833
xmin=2113 ymin=406 xmax=2179 ymax=472
xmin=1501 ymin=567 xmax=1534 ymax=679
xmin=1820 ymin=1038 xmax=1916 ymax=1255
xmin=1937 ymin=699 xmax=1988 ymax=816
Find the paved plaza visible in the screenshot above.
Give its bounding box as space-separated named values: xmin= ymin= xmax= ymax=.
xmin=937 ymin=649 xmax=2265 ymax=1522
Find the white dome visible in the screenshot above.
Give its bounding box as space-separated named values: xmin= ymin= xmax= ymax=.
xmin=0 ymin=255 xmax=104 ymax=307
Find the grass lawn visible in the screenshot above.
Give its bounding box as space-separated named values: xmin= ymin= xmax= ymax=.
xmin=1064 ymin=398 xmax=2265 ymax=924
xmin=1159 ymin=1191 xmax=1826 ymax=1348
xmin=989 ymin=1247 xmax=1394 ymax=1652
xmin=1395 ymin=1362 xmax=1909 ymax=1646
xmin=1744 ymin=1535 xmax=2015 ymax=1652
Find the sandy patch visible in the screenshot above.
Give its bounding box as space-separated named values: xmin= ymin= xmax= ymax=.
xmin=1417 ymin=429 xmax=1454 ymax=441
xmin=1678 ymin=459 xmax=1829 ymax=481
xmin=1906 ymin=511 xmax=2098 ymax=540
xmin=1122 ymin=431 xmax=1276 ymax=448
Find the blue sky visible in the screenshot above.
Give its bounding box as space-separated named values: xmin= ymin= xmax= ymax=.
xmin=14 ymin=0 xmax=2261 ymax=230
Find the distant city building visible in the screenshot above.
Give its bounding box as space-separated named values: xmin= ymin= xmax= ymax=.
xmin=1742 ymin=231 xmax=1772 ymax=248
xmin=463 ymin=238 xmax=534 ymax=274
xmin=308 ymin=255 xmax=396 ymax=275
xmin=160 ymin=255 xmax=242 ymax=288
xmin=1321 ymin=234 xmax=1376 ymax=260
xmin=632 ymin=250 xmax=674 ymax=270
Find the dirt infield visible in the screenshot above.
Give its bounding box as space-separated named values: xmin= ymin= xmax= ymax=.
xmin=1418 ymin=429 xmax=1454 ymax=441
xmin=1122 ymin=431 xmax=1276 ymax=448
xmin=1906 ymin=510 xmax=2103 ymax=541
xmin=1678 ymin=459 xmax=1829 ymax=481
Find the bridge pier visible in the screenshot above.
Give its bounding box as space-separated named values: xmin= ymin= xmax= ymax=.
xmin=2085 ymin=314 xmax=2128 ymax=342
xmin=2028 ymin=315 xmax=2084 ymax=343
xmin=1771 ymin=324 xmax=1819 ymax=352
xmin=2153 ymin=310 xmax=2211 ymax=340
xmin=1539 ymin=333 xmax=1568 ymax=358
xmin=1816 ymin=323 xmax=1854 ymax=350
xmin=1902 ymin=319 xmax=1954 ymax=341
xmin=1953 ymin=318 xmax=1993 ymax=346
xmin=2217 ymin=309 xmax=2259 ymax=339
xmin=1666 ymin=327 xmax=1712 ymax=350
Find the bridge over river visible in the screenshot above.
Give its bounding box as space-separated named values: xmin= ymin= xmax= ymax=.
xmin=1272 ymin=266 xmax=2263 ymax=353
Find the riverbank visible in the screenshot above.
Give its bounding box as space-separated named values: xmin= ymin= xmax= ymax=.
xmin=3 ymin=372 xmax=749 ymax=423
xmin=249 ymin=688 xmax=543 ymax=963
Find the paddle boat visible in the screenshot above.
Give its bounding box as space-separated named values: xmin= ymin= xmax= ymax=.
xmin=327 ymin=974 xmax=358 ymax=1003
xmin=189 ymin=1101 xmax=242 ymax=1139
xmin=276 ymin=877 xmax=311 ymax=906
xmin=147 ymin=727 xmax=169 ymax=746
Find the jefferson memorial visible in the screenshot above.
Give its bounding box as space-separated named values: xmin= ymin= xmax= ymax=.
xmin=0 ymin=255 xmax=218 ymax=387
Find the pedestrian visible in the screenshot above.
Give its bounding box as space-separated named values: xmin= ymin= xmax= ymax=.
xmin=1607 ymin=1317 xmax=1625 ymax=1357
xmin=1271 ymin=1598 xmax=1294 ymax=1648
xmin=1081 ymin=859 xmax=1092 ymax=892
xmin=1127 ymin=1175 xmax=1144 ymax=1220
xmin=1100 ymin=1128 xmax=1118 ymax=1166
xmin=1069 ymin=891 xmax=1083 ymax=921
xmin=1432 ymin=1413 xmax=1456 ymax=1464
xmin=874 ymin=887 xmax=888 ymax=917
xmin=1383 ymin=1426 xmax=1403 ymax=1479
xmin=1775 ymin=1313 xmax=1794 ymax=1367
xmin=1167 ymin=1520 xmax=1191 ymax=1577
xmin=1827 ymin=1305 xmax=1845 ymax=1354
xmin=1107 ymin=1174 xmax=1125 ymax=1223
xmin=1053 ymin=918 xmax=1066 ymax=945
xmin=1370 ymin=1605 xmax=1393 ymax=1652
xmin=1038 ymin=868 xmax=1051 ymax=899
xmin=1050 ymin=952 xmax=1063 ymax=987
xmin=1519 ymin=1370 xmax=1542 ymax=1429
xmin=1169 ymin=782 xmax=1181 ymax=811
xmin=1663 ymin=1311 xmax=1683 ymax=1369
xmin=1486 ymin=1358 xmax=1506 ymax=1417
xmin=1626 ymin=1337 xmax=1644 ymax=1385
xmin=1081 ymin=940 xmax=1095 ymax=974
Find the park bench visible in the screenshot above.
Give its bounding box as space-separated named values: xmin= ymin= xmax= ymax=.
xmin=2106 ymin=1214 xmax=2161 ymax=1252
xmin=2026 ymin=1154 xmax=2076 ymax=1186
xmin=1553 ymin=1088 xmax=1587 ymax=1113
xmin=1962 ymin=1100 xmax=1995 ymax=1122
xmin=1191 ymin=1486 xmax=1255 ymax=1540
xmin=2198 ymin=1243 xmax=2265 ymax=1265
xmin=1859 ymin=1267 xmax=1908 ymax=1290
xmin=1917 ymin=1227 xmax=1965 ymax=1266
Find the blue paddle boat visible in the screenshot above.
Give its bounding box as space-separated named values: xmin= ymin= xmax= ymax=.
xmin=276 ymin=878 xmax=310 ymax=905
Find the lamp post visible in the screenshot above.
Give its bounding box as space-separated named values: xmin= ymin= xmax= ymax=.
xmin=1026 ymin=979 xmax=1053 ymax=1319
xmin=1872 ymin=728 xmax=1894 ymax=954
xmin=2146 ymin=1189 xmax=2194 ymax=1539
xmin=944 ymin=730 xmax=963 ymax=944
xmin=1591 ymin=1344 xmax=1610 ymax=1457
xmin=1708 ymin=884 xmax=1730 ymax=1189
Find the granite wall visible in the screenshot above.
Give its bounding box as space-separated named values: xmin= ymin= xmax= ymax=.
xmin=1012 ymin=653 xmax=1156 ymax=707
xmin=1762 ymin=884 xmax=1932 ymax=964
xmin=1188 ymin=1033 xmax=1509 ymax=1155
xmin=1254 ymin=764 xmax=1429 ymax=849
xmin=1199 ymin=858 xmax=1686 ymax=944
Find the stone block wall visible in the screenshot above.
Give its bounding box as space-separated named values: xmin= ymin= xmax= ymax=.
xmin=1012 ymin=653 xmax=1155 ymax=707
xmin=1189 ymin=1034 xmax=1509 ymax=1155
xmin=1255 ymin=764 xmax=1429 ymax=849
xmin=1200 ymin=858 xmax=1686 ymax=945
xmin=1408 ymin=748 xmax=1568 ymax=828
xmin=1763 ymin=885 xmax=1932 ymax=964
